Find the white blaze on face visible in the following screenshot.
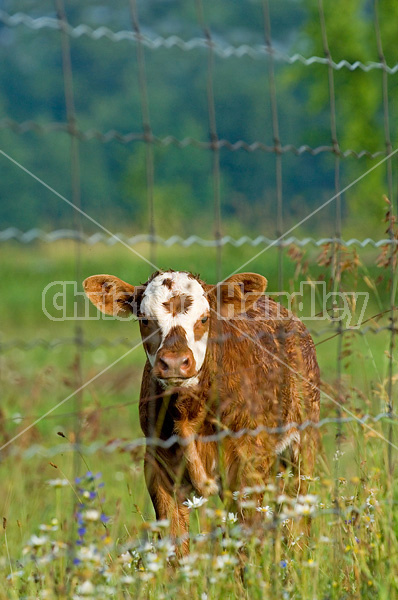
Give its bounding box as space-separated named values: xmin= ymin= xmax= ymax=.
xmin=140 ymin=271 xmax=210 ymax=374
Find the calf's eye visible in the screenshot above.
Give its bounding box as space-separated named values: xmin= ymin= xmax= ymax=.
xmin=201 ymin=316 xmax=208 ymax=324
xmin=142 ymin=318 xmax=149 ymax=326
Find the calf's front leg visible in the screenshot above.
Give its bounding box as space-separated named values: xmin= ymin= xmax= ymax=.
xmin=144 ymin=450 xmax=190 ymax=555
xmin=174 ymin=420 xmax=219 ymax=497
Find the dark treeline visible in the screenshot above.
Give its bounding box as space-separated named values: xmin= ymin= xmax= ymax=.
xmin=0 ymin=0 xmax=397 ymax=238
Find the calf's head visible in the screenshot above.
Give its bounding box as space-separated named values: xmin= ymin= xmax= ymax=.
xmin=83 ymin=270 xmax=267 ymax=387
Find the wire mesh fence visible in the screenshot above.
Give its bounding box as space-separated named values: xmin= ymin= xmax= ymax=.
xmin=0 ymin=1 xmax=397 ymax=595
xmin=0 ymin=0 xmax=397 ymax=455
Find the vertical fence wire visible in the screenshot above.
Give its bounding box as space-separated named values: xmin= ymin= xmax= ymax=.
xmin=374 ymin=0 xmax=395 ymax=449
xmin=374 ymin=1 xmax=396 ymax=581
xmin=129 ymin=0 xmax=156 ymax=269
xmin=318 ymin=0 xmax=344 ymax=541
xmin=194 ymin=1 xmax=225 ymax=535
xmin=55 ymin=0 xmax=84 ymax=582
xmin=263 ymin=0 xmax=283 ymax=293
xmin=194 ymin=0 xmax=222 ymax=283
xmin=262 ymin=2 xmax=285 ymax=590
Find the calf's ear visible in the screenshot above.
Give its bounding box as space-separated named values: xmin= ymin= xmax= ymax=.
xmin=208 ymin=272 xmax=267 ymax=317
xmin=83 ymin=274 xmax=140 ymax=317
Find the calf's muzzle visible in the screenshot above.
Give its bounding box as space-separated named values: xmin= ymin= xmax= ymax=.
xmin=154 ymin=348 xmax=196 ymax=379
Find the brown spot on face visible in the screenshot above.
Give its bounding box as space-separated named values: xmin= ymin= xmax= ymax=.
xmin=193 ymin=314 xmax=210 ymax=341
xmin=162 ymin=278 xmax=173 ymax=289
xmin=163 ymin=294 xmax=193 ymax=317
xmin=162 ymin=325 xmax=188 ymax=352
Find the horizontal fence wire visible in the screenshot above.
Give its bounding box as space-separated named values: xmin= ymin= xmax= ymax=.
xmin=1 ymin=325 xmax=395 ymax=352
xmin=1 ymin=228 xmax=397 ymax=248
xmin=0 ymin=118 xmax=391 ymax=159
xmin=3 ymin=413 xmax=396 ymax=460
xmin=1 ymin=9 xmax=398 ymax=73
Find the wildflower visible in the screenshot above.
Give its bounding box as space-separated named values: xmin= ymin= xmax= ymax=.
xmin=276 ymin=470 xmax=293 ymax=478
xmin=39 ymin=522 xmax=59 ymax=532
xmin=180 ymin=564 xmax=200 ymax=580
xmin=119 ymin=551 xmax=132 ymax=566
xmin=222 ymin=537 xmax=243 ymax=550
xmin=180 ymin=553 xmax=201 ymax=566
xmin=298 ymin=494 xmax=318 ymax=505
xmin=222 ymin=512 xmax=238 ymax=524
xmin=139 ymin=571 xmax=155 ymax=582
xmin=145 ymin=553 xmax=163 ymax=573
xmin=333 ymin=449 xmax=345 ymax=461
xmin=280 ymin=560 xmax=287 ymax=568
xmin=277 ymin=494 xmax=290 ymax=504
xmin=183 ymin=496 xmax=208 ymax=509
xmin=47 ymin=478 xmax=69 ymax=488
xmin=121 ymin=575 xmax=134 ymax=584
xmin=363 ymin=514 xmax=375 ymax=528
xmin=138 ymin=541 xmax=154 ymax=553
xmin=319 ymin=535 xmax=331 ymax=543
xmin=256 ymin=505 xmax=273 ymax=519
xmin=306 ymin=558 xmax=317 ymax=567
xmin=75 ymin=580 xmax=95 ymax=596
xmin=194 ymin=532 xmax=210 ymax=543
xmin=83 ymin=509 xmax=101 ymax=522
xmin=242 ymin=484 xmax=266 ymax=495
xmin=294 ymin=503 xmax=315 ymax=517
xmin=366 ymin=492 xmax=379 ymax=508
xmin=213 ymin=553 xmax=238 ymax=569
xmin=239 ymin=500 xmax=256 ymax=509
xmin=75 ymin=544 xmax=101 ymax=564
xmin=6 ymin=570 xmax=24 ymax=581
xmin=156 ymin=538 xmax=176 ymax=557
xmin=27 ymin=534 xmax=49 ymax=548
xmin=150 ymin=519 xmax=170 ymax=530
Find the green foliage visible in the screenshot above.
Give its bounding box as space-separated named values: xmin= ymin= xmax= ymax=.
xmin=286 ymin=0 xmax=398 ymax=228
xmin=1 ymin=0 xmax=395 ymax=237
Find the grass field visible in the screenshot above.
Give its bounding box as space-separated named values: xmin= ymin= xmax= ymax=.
xmin=0 ymin=240 xmax=397 ymax=599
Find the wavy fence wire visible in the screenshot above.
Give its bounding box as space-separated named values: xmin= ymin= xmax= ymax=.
xmin=0 ymin=2 xmax=397 ymax=485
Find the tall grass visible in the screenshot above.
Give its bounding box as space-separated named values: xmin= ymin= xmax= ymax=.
xmin=0 ymin=239 xmax=396 ymax=599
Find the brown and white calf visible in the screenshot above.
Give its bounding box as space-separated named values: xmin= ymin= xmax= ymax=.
xmin=84 ymin=270 xmax=320 ymax=552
